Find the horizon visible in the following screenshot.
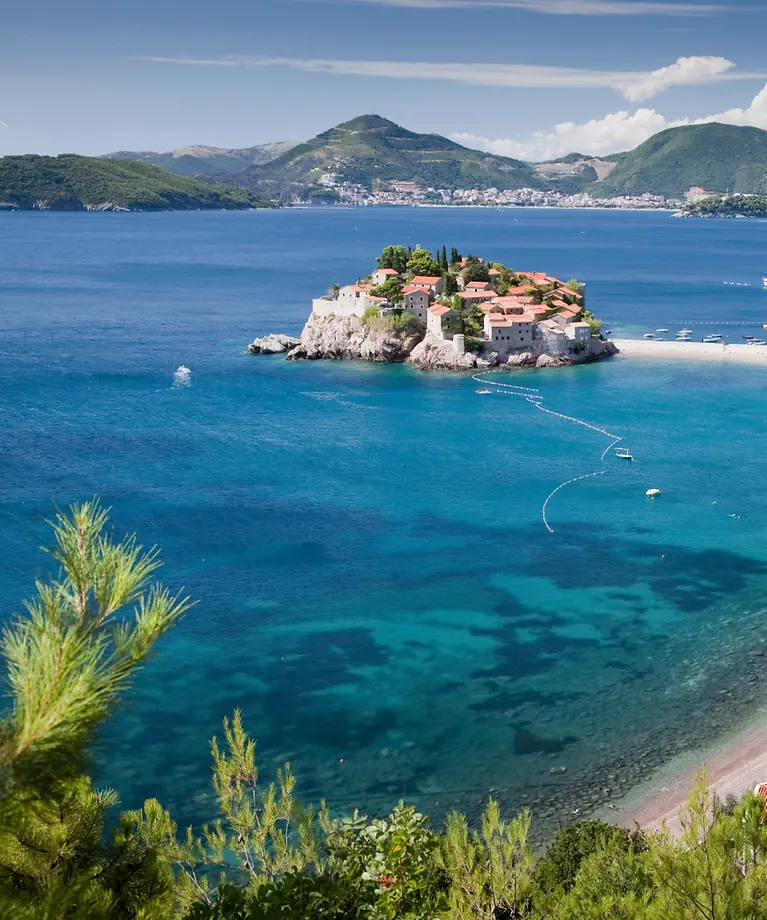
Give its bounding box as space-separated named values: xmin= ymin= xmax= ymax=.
xmin=2 ymin=0 xmax=765 ymax=160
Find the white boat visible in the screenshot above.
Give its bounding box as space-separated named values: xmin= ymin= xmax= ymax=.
xmin=656 ymin=328 xmax=669 ymax=333
xmin=643 ymin=333 xmax=655 ymax=339
xmin=476 ymin=389 xmax=492 ymax=394
xmin=748 ymin=340 xmax=766 ymax=346
xmin=762 ymin=277 xmax=767 ymax=288
xmin=646 ymin=488 xmax=661 ymax=498
xmin=678 ymin=328 xmax=692 ymax=334
xmin=615 ymin=447 xmax=633 ymax=460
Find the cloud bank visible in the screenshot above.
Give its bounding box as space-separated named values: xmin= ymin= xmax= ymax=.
xmin=320 ymin=0 xmax=726 ymax=14
xmin=141 ymin=55 xmax=760 ymax=103
xmin=454 ymin=83 xmax=767 ymax=160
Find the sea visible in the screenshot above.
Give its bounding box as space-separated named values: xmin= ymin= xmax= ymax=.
xmin=2 ymin=206 xmax=767 ymax=836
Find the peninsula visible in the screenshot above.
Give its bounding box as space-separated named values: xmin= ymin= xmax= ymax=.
xmin=0 ymin=155 xmax=274 ymax=211
xmin=249 ymin=245 xmax=617 ymax=371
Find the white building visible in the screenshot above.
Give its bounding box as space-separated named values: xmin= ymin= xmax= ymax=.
xmin=371 ymin=267 xmax=400 ymax=286
xmin=427 ymin=303 xmax=458 ymax=340
xmin=312 ymin=284 xmax=377 ymax=318
xmin=484 ymin=313 xmax=534 ymax=350
xmin=411 ymin=275 xmax=444 ymax=296
xmin=538 ymin=318 xmax=568 ymax=353
xmin=566 ymin=321 xmax=592 ymax=343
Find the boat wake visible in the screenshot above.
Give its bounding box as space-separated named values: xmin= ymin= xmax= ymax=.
xmin=472 ymin=373 xmax=628 ymax=533
xmin=173 ymin=365 xmax=192 ymax=388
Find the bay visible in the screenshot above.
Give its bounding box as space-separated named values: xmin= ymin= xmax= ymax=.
xmin=2 ymin=207 xmax=767 ymax=833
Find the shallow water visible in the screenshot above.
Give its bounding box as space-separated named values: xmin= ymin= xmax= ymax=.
xmin=2 ymin=207 xmax=767 ymax=835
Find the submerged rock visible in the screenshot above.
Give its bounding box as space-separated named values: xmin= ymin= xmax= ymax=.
xmin=247 ymin=333 xmax=301 ymax=355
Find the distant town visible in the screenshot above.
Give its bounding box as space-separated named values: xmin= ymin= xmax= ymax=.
xmin=312 ymin=175 xmax=684 ymax=209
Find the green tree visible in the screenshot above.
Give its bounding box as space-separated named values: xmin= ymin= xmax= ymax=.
xmin=370 ymin=277 xmax=403 ymax=304
xmin=0 ymin=500 xmax=191 ymax=919
xmin=440 ymin=245 xmax=448 ymax=270
xmin=536 ymin=820 xmax=640 ymax=895
xmin=443 ymin=799 xmax=534 ymax=920
xmin=406 ymin=248 xmax=442 ymax=278
xmin=460 ymin=262 xmax=490 ymax=285
xmin=326 ymin=283 xmax=340 ymax=298
xmin=450 ymin=247 xmax=461 ymax=265
xmin=443 ymin=273 xmax=458 ymax=296
xmin=376 ymin=246 xmax=410 ymax=274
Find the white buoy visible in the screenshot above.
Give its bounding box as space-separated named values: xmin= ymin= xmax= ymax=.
xmin=646 ymin=488 xmax=661 ymax=498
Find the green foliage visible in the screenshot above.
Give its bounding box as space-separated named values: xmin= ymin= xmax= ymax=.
xmin=565 ymin=278 xmax=583 ymax=293
xmin=0 ymin=155 xmax=269 ymax=211
xmin=443 ymin=799 xmax=534 ymax=920
xmin=464 ymin=335 xmax=486 ymax=354
xmin=594 ymin=123 xmax=767 ymax=198
xmin=371 ymin=277 xmax=404 ymax=303
xmin=0 ymin=501 xmax=190 ymax=919
xmin=536 ymin=820 xmax=641 ymax=894
xmin=443 ymin=273 xmax=458 ymax=296
xmin=683 ymin=194 xmax=767 ymax=218
xmin=440 ymin=245 xmax=448 ymax=271
xmin=582 ymin=309 xmax=602 ymax=335
xmin=450 ymin=247 xmax=461 ymax=265
xmin=376 ymin=245 xmax=410 ymax=274
xmin=363 ymin=306 xmax=382 ymax=322
xmin=460 ymin=262 xmax=491 ymax=284
xmin=406 ymin=248 xmax=442 ymax=278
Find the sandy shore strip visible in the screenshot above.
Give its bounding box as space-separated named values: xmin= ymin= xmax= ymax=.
xmin=602 ymin=714 xmax=767 ymax=837
xmin=613 ymin=339 xmax=767 ymax=363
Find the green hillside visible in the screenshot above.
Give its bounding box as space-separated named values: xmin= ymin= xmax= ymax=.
xmin=594 ymin=123 xmax=767 ymax=198
xmin=102 ymin=141 xmax=297 ymax=180
xmin=0 ymin=154 xmax=269 ymax=210
xmin=239 ymin=114 xmax=548 ymax=200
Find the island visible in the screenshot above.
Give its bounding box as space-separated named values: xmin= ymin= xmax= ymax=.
xmin=677 ymin=193 xmax=767 ymax=219
xmin=0 ymin=154 xmax=274 ymax=211
xmin=249 ymin=245 xmax=617 ymax=371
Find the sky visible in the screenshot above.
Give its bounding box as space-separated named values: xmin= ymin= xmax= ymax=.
xmin=2 ymin=0 xmax=767 ymax=161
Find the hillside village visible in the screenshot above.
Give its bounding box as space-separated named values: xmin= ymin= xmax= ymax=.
xmin=311 ymin=245 xmax=606 ymax=361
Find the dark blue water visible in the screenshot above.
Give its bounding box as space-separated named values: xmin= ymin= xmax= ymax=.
xmin=3 ymin=207 xmax=767 ymax=833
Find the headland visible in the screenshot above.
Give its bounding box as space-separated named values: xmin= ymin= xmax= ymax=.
xmin=248 ymin=244 xmax=617 ymax=371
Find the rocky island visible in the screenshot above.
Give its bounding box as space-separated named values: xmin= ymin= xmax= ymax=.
xmin=248 ymin=245 xmax=617 ymax=371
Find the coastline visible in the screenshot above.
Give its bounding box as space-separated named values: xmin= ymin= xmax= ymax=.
xmin=613 ymin=338 xmax=767 ymax=363
xmin=599 ymin=709 xmax=767 ymax=837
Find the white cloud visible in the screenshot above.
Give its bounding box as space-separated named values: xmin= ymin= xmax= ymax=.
xmin=321 ymin=0 xmax=726 ymax=14
xmin=140 ymin=55 xmax=762 ymax=102
xmin=454 ymin=83 xmax=767 ymax=160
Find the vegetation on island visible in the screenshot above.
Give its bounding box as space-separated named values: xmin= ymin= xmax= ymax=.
xmin=5 ymin=501 xmax=767 ymax=919
xmin=680 ymin=193 xmax=767 ymax=218
xmin=0 ymin=155 xmax=275 ymax=211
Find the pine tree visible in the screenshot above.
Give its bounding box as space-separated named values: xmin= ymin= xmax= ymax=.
xmin=441 ymin=245 xmax=448 ymax=270
xmin=0 ymin=501 xmax=191 ymax=918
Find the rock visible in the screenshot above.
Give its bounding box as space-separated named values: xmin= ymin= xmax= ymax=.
xmin=536 ymin=353 xmax=571 ymax=368
xmin=406 ymin=334 xmax=498 ymax=371
xmin=550 ymin=766 xmax=567 ymax=774
xmin=286 ymin=314 xmax=421 ymax=363
xmin=750 ymin=650 xmax=764 ymax=657
xmin=248 ymin=333 xmax=301 ymax=355
xmin=506 ymin=351 xmax=537 ymax=367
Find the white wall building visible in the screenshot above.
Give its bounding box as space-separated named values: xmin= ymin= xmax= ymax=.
xmin=412 ymin=275 xmax=444 ymax=296
xmin=312 ymin=284 xmax=377 ymax=318
xmin=427 ymin=304 xmax=457 ymax=339
xmin=566 ymin=321 xmax=592 ymax=343
xmin=484 ymin=313 xmax=534 ymax=350
xmin=403 ymin=286 xmax=431 ymax=323
xmin=371 ymin=267 xmax=400 ymax=286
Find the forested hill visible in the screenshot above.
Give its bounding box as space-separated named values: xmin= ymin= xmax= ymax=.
xmin=594 ymin=124 xmax=767 ymax=198
xmin=238 ymin=114 xmax=550 ymax=200
xmin=0 ymin=155 xmax=271 ymax=211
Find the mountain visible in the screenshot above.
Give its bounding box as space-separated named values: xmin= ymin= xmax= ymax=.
xmin=237 ymin=115 xmax=548 ymax=200
xmin=593 ymin=124 xmax=767 ymax=198
xmin=101 ymin=141 xmax=297 ymax=180
xmin=0 ymin=155 xmax=270 ymax=211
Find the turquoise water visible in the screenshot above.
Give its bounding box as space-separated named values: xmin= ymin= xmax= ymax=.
xmin=3 ymin=208 xmax=767 ymax=836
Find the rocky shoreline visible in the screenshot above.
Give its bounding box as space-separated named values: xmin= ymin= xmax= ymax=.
xmin=248 ymin=314 xmax=619 ymax=371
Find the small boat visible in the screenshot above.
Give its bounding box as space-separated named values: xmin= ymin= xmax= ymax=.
xmin=615 ymin=447 xmax=633 ymax=460
xmin=762 ymin=277 xmax=767 ymax=288
xmin=646 ymin=488 xmax=661 ymax=498
xmin=656 ymin=328 xmax=669 ymax=333
xmin=748 ymin=340 xmax=766 ymax=346
xmin=643 ymin=333 xmax=655 ymax=339
xmin=679 ymin=327 xmax=692 ymax=333
xmin=476 ymin=389 xmax=492 ymax=394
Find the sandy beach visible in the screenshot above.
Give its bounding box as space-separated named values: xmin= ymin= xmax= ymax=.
xmin=606 ymin=715 xmax=767 ymax=837
xmin=614 ymin=338 xmax=767 ymax=363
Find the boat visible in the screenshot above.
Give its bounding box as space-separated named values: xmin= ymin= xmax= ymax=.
xmin=643 ymin=333 xmax=655 ymax=339
xmin=615 ymin=447 xmax=633 ymax=460
xmin=763 ymin=277 xmax=767 ymax=288
xmin=702 ymin=336 xmax=723 ymax=343
xmin=656 ymin=328 xmax=669 ymax=333
xmin=646 ymin=489 xmax=661 ymax=498
xmin=678 ymin=328 xmax=692 ymax=334
xmin=748 ymin=340 xmax=766 ymax=346
xmin=475 ymin=389 xmax=492 ymax=394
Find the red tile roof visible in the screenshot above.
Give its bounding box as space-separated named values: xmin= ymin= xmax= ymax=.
xmin=412 ymin=275 xmax=442 ymax=285
xmin=376 ymin=267 xmax=399 ymax=275
xmin=466 ymin=281 xmax=493 ymax=290
xmin=403 ymin=286 xmax=431 ymax=296
xmin=457 ymin=291 xmax=494 ymax=300
xmin=429 ymin=304 xmax=454 ymax=316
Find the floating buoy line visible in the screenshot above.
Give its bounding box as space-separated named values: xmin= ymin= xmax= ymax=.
xmin=472 ymin=373 xmax=627 ymax=533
